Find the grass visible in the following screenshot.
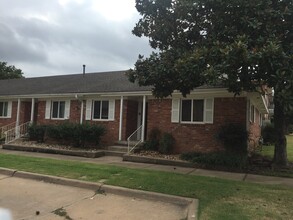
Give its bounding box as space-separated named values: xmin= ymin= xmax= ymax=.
xmin=0 ymin=154 xmax=293 ymax=219
xmin=261 ymin=135 xmax=293 ymax=162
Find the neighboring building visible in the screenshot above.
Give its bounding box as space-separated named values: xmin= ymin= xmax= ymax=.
xmin=0 ymin=71 xmax=269 ymax=153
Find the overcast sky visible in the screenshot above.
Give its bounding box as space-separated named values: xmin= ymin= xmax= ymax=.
xmin=0 ymin=0 xmax=153 ymax=78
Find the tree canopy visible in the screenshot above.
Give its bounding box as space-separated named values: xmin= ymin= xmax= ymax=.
xmin=128 ymin=0 xmax=293 ymax=166
xmin=0 ymin=62 xmax=24 ymax=80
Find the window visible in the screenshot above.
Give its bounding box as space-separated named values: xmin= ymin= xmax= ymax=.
xmin=181 ymin=99 xmax=204 ymax=122
xmin=93 ymin=100 xmax=109 ymax=120
xmin=51 ymin=101 xmax=65 ymax=119
xmin=0 ymin=102 xmax=8 ymax=117
xmin=180 ymin=98 xmax=214 ymax=123
xmin=85 ymin=99 xmax=115 ymax=121
xmin=45 ymin=100 xmax=70 ymax=120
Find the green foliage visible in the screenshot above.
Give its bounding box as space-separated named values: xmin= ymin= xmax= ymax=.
xmin=41 ymin=122 xmax=106 ymax=147
xmin=288 ymin=124 xmax=293 ymax=134
xmin=130 ymin=0 xmax=293 ymax=99
xmin=159 ymin=132 xmax=175 ymax=154
xmin=142 ymin=129 xmax=175 ymax=154
xmin=142 ymin=127 xmax=161 ymax=151
xmin=218 ymin=123 xmax=248 ymax=154
xmin=180 ymin=151 xmax=248 ymax=169
xmin=129 ymin=0 xmax=293 ymax=165
xmin=28 ymin=124 xmax=47 ymax=143
xmin=262 ymin=124 xmax=276 ymax=145
xmin=0 ymin=61 xmax=24 ymax=80
xmin=1 ymin=153 xmax=293 ymax=219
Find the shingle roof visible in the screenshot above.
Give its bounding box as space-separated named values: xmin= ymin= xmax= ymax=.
xmin=0 ymin=70 xmax=152 ymax=96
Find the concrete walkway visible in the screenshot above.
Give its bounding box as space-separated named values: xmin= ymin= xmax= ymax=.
xmin=0 ymin=173 xmax=195 ymax=220
xmin=0 ymin=147 xmax=292 ymax=187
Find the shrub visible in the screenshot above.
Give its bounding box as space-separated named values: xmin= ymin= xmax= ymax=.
xmin=159 ymin=132 xmax=175 ymax=154
xmin=261 ymin=124 xmax=275 ymax=145
xmin=287 ymin=124 xmax=293 ymax=135
xmin=46 ymin=122 xmax=106 ymax=147
xmin=180 ymin=151 xmax=248 ymax=169
xmin=142 ymin=128 xmax=161 ymax=151
xmin=28 ymin=124 xmax=47 ymax=143
xmin=218 ymin=123 xmax=248 ymax=154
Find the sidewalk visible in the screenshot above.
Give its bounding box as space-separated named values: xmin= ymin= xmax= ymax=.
xmin=0 ymin=147 xmax=292 ymax=187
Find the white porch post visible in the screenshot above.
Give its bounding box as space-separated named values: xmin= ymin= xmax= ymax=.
xmin=16 ymin=98 xmax=21 ymax=127
xmin=142 ymin=95 xmax=146 ymax=142
xmin=30 ymin=98 xmax=35 ymax=124
xmin=119 ymin=96 xmax=124 ymax=141
xmin=80 ymin=100 xmax=84 ymax=124
xmin=16 ymin=98 xmax=21 ymax=138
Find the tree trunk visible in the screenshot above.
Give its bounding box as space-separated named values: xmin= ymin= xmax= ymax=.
xmin=273 ymin=95 xmax=288 ymax=166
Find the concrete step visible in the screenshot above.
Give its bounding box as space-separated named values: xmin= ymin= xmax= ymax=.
xmin=104 ymin=151 xmax=126 ymax=157
xmin=115 ymin=140 xmax=142 ymax=146
xmin=107 ymin=145 xmax=128 ymax=153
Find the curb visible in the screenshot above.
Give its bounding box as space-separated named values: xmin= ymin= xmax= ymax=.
xmin=0 ymin=167 xmax=198 ymax=220
xmin=123 ymin=154 xmax=196 ymax=168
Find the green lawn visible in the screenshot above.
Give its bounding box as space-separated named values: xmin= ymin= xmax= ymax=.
xmin=262 ymin=135 xmax=293 ymax=162
xmin=0 ymin=154 xmax=292 ymax=219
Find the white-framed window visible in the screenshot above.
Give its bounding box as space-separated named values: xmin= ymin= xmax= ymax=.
xmin=172 ymin=98 xmax=214 ymax=124
xmin=45 ymin=100 xmax=70 ymax=120
xmin=0 ymin=101 xmax=12 ymax=118
xmin=181 ymin=99 xmax=204 ymax=122
xmin=85 ymin=99 xmax=115 ymax=121
xmin=93 ymin=100 xmax=109 ymax=120
xmin=52 ymin=101 xmax=65 ymax=119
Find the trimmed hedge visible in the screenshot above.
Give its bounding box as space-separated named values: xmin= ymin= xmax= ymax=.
xmin=29 ymin=122 xmax=106 ymax=147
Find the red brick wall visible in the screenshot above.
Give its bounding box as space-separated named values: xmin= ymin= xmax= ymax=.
xmin=88 ymin=100 xmax=120 ymax=146
xmin=36 ymin=100 xmax=121 ymax=147
xmin=0 ymin=101 xmax=17 ymax=127
xmin=147 ymin=97 xmax=248 ymax=153
xmin=37 ymin=100 xmax=81 ymax=125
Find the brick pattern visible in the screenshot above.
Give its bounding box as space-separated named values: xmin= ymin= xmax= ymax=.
xmin=88 ymin=100 xmax=120 ymax=146
xmin=1 ymin=96 xmax=262 ymax=154
xmin=0 ymin=101 xmax=17 ymax=127
xmin=147 ymin=97 xmax=248 ymax=153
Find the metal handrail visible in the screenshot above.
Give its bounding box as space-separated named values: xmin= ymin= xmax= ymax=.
xmin=127 ymin=125 xmax=143 ymax=154
xmin=4 ymin=121 xmax=30 ymax=144
xmin=0 ymin=122 xmax=16 ymax=136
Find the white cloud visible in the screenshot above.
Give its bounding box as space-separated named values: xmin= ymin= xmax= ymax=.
xmin=91 ymin=0 xmax=137 ymax=22
xmin=0 ymin=0 xmax=152 ymax=77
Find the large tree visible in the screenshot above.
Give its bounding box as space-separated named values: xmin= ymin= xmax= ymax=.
xmin=0 ymin=62 xmax=24 ymax=80
xmin=128 ymin=0 xmax=293 ymax=166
